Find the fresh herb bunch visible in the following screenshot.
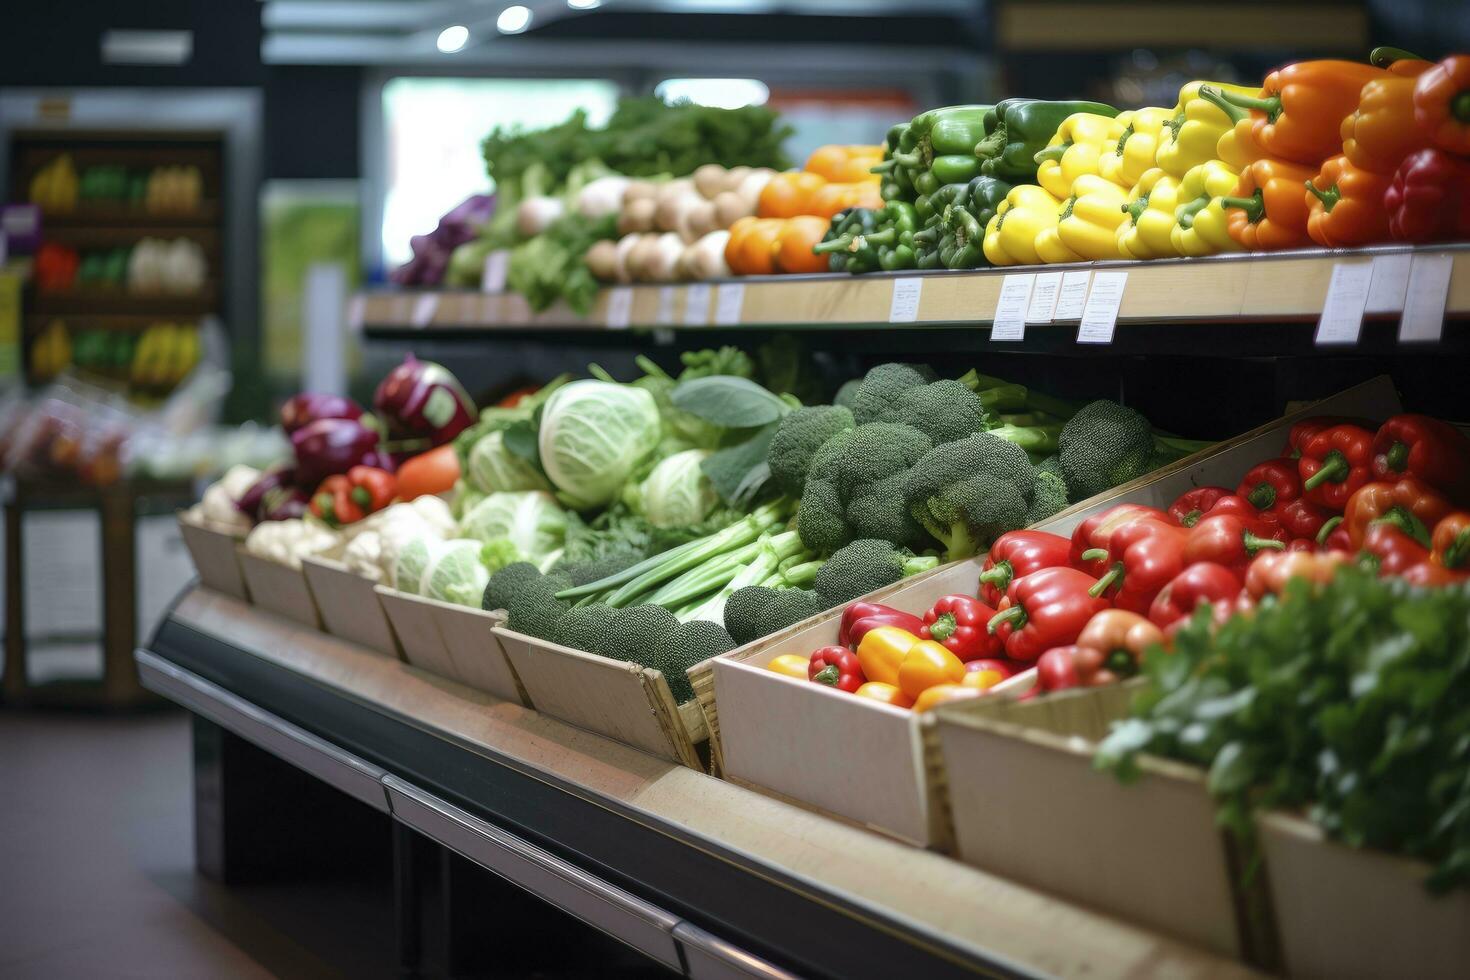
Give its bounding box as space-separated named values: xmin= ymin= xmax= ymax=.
xmin=506 ymin=212 xmax=617 ymax=313
xmin=1096 ymin=566 xmax=1470 ymax=893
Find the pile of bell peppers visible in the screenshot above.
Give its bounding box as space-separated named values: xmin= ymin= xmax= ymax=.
xmin=816 ymin=47 xmax=1470 ymax=274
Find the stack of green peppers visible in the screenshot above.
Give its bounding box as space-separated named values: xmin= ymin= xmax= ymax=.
xmin=874 ymin=105 xmax=992 ymax=200
xmin=912 ymin=175 xmax=1013 ymax=270
xmin=972 ymin=98 xmax=1119 ymax=183
xmin=814 ymin=202 xmax=921 ymax=272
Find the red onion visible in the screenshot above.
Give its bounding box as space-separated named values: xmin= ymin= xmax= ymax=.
xmin=280 ymin=393 xmax=364 ymax=434
xmin=373 ymin=354 xmax=476 ymax=446
xmin=290 ymin=417 xmax=382 ymax=489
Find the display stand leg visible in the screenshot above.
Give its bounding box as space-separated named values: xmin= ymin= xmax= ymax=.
xmin=2 ymin=499 xmax=25 ymax=703
xmin=394 ymin=822 xmax=423 ymax=976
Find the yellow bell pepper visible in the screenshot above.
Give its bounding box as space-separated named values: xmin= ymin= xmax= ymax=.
xmin=1055 ymin=174 xmax=1129 ymax=260
xmin=855 ymin=625 xmax=919 ymax=687
xmin=1098 ymin=107 xmax=1173 ymax=189
xmin=1116 ymin=167 xmax=1184 ymax=259
xmin=765 ymin=653 xmax=810 ymax=680
xmin=1035 ymin=112 xmax=1126 ymax=199
xmin=982 ymin=184 xmax=1063 ymax=266
xmin=896 ymin=639 xmax=966 ymax=700
xmin=1169 ymin=159 xmax=1244 ymax=257
xmin=1155 ymin=80 xmax=1259 ymax=178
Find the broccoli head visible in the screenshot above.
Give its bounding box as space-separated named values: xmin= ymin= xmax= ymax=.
xmin=601 ymin=604 xmax=680 ymax=665
xmin=848 ymin=363 xmax=936 ymax=424
xmin=550 ymin=602 xmax=618 ymax=653
xmin=767 ymin=405 xmax=855 ymax=496
xmin=1057 ymin=400 xmax=1158 ymax=500
xmin=812 ymin=538 xmax=940 ymax=605
xmin=796 ymin=422 xmax=933 ymax=554
xmin=649 ymin=620 xmax=737 ymax=702
xmin=903 ymin=432 xmax=1038 ymax=561
xmin=504 ymin=570 xmax=574 ymax=640
xmin=833 ymin=378 xmax=861 ymax=411
xmin=553 ymin=550 xmax=644 ymax=588
xmin=1027 ymin=466 xmax=1071 ymax=525
xmin=889 ymin=379 xmax=993 ymax=445
xmin=483 ymin=562 xmax=545 ymax=613
xmin=797 ymin=478 xmax=855 ymax=555
xmin=723 ymin=586 xmax=827 ymax=646
xmin=844 ymin=471 xmax=931 ymax=551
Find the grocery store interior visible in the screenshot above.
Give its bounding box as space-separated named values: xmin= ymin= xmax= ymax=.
xmin=4 ymin=1 xmax=1470 ymax=977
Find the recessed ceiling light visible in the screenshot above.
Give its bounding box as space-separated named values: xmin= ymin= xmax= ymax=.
xmin=436 ymin=25 xmax=469 ymax=53
xmin=497 ymin=5 xmax=533 ymax=33
xmin=568 ymin=0 xmax=603 ymax=9
xmin=655 ymin=78 xmax=770 ymax=110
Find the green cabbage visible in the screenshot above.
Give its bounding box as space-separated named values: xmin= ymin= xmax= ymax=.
xmin=458 ymin=490 xmax=567 ymax=567
xmin=467 ymin=429 xmax=552 ymax=494
xmin=420 ymin=539 xmax=490 ymax=607
xmin=537 ymin=380 xmax=661 ymax=509
xmin=628 ymin=449 xmax=719 ymax=528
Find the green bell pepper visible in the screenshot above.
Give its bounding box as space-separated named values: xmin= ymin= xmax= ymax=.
xmin=892 ymin=105 xmax=992 ymax=172
xmin=934 ymin=176 xmax=1011 ymax=269
xmin=973 ymin=99 xmax=1119 ymax=183
xmin=812 ymin=207 xmax=883 ymax=274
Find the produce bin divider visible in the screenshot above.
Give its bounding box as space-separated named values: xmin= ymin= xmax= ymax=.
xmin=376 ymin=586 xmax=460 ymax=680
xmin=301 ymin=557 xmax=402 ymax=660
xmin=430 ymin=601 xmax=530 ymax=707
xmin=235 ymin=548 xmax=322 ymax=629
xmin=176 ymin=512 xmax=249 ymax=601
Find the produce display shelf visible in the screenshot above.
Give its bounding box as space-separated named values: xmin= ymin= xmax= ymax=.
xmin=358 ymin=245 xmax=1470 ymax=342
xmin=28 ymin=287 xmax=217 ymax=318
xmin=140 ymin=587 xmax=1258 ymax=980
xmin=37 ymin=202 xmax=220 ymax=227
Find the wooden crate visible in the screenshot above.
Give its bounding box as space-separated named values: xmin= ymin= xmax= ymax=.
xmin=493 ymin=626 xmax=705 ymax=769
xmin=374 ymin=586 xmax=528 ymax=705
xmin=300 ymin=557 xmax=401 ymax=660
xmin=176 ymin=512 xmax=248 ymax=601
xmin=1258 ymin=811 xmax=1470 ymax=980
xmin=236 ymin=549 xmax=321 ymax=629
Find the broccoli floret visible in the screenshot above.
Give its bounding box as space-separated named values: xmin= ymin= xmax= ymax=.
xmin=723 ymin=586 xmax=827 ymax=646
xmin=797 ymin=422 xmax=933 ymax=554
xmin=845 ymin=471 xmax=931 ymax=551
xmin=797 ymin=478 xmax=855 ymax=554
xmin=505 ymin=570 xmax=574 ymax=640
xmin=482 ymin=562 xmax=545 ymax=612
xmin=1037 ymin=454 xmax=1064 ymax=479
xmin=889 ymin=379 xmax=993 ymax=444
xmin=553 ymin=550 xmax=644 ymax=588
xmin=601 ymin=604 xmax=680 ymax=665
xmin=649 ymin=620 xmax=736 ymax=702
xmin=833 ymin=378 xmax=861 ymax=411
xmin=812 ymin=539 xmax=940 ymax=605
xmin=550 ymin=602 xmax=618 ymax=653
xmin=903 ymin=432 xmax=1038 ymax=561
xmin=767 ymin=405 xmax=855 ymax=496
xmin=848 ymin=363 xmax=936 ymax=424
xmin=1057 ymin=400 xmax=1158 ymax=500
xmin=1027 ymin=467 xmax=1071 ymax=525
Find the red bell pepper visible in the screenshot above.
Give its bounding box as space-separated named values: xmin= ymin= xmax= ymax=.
xmin=1034 ymin=609 xmax=1164 ymax=692
xmin=1344 ymin=477 xmax=1455 ymax=549
xmin=1245 ymin=549 xmax=1345 ymax=598
xmin=1274 ymin=498 xmax=1334 ymax=542
xmin=1081 ymin=517 xmax=1189 ymax=613
xmin=986 ymin=566 xmax=1110 ymax=662
xmin=1282 ymin=416 xmax=1368 ymax=459
xmin=838 ymin=602 xmax=924 ymax=647
xmin=1069 ymin=503 xmax=1172 ymax=578
xmin=1370 ymin=414 xmax=1470 ymax=504
xmin=977 ymin=530 xmax=1071 ymax=606
xmin=1299 ymin=424 xmax=1375 ymax=510
xmin=1413 ymin=54 xmax=1470 ymax=156
xmin=1148 ymin=561 xmax=1243 ymax=631
xmin=1316 ymin=516 xmax=1353 ymax=553
xmin=1184 ymin=513 xmax=1286 ymax=576
xmin=1386 ymin=148 xmax=1470 ymax=243
xmin=920 ymin=594 xmax=1001 ymax=662
xmin=1236 ymin=458 xmax=1302 ymax=513
xmin=1431 ymin=511 xmax=1470 ymax=570
xmin=310 ymin=465 xmax=397 ymax=527
xmin=1401 ymin=561 xmax=1470 ymax=587
xmin=808 ymin=646 xmax=866 ymax=693
xmin=1167 ymin=486 xmax=1231 ymax=527
xmin=1361 ymin=522 xmax=1432 ymax=577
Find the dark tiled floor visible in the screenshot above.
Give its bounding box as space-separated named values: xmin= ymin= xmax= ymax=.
xmin=0 ymin=710 xmax=394 ymax=979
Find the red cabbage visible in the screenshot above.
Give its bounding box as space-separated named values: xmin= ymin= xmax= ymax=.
xmin=373 ymin=354 xmax=476 ymax=446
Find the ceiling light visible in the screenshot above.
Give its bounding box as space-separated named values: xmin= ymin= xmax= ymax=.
xmin=655 ymin=78 xmax=769 ymax=110
xmin=436 ymin=25 xmax=469 ymax=53
xmin=497 ymin=5 xmax=533 ymax=33
xmin=568 ymin=0 xmax=602 ymax=8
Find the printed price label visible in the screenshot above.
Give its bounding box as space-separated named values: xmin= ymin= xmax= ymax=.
xmin=889 ymin=278 xmax=923 ymax=322
xmin=683 ymin=283 xmax=711 ymax=326
xmin=1365 ymin=252 xmax=1411 ymax=314
xmin=714 ymin=283 xmax=745 ymax=325
xmin=656 ymin=286 xmax=678 ymax=325
xmin=991 ymin=274 xmax=1035 ymax=342
xmin=480 ymin=249 xmax=510 ymax=294
xmin=1076 ymin=271 xmax=1127 ymax=344
xmin=605 ymin=287 xmax=634 ymax=329
xmin=410 ymin=293 xmax=438 ymax=328
xmin=1398 ymin=252 xmax=1453 ymax=344
xmin=1315 ymin=261 xmax=1373 ymax=345
xmin=1053 ymin=270 xmax=1091 ymax=320
xmin=1026 ymin=271 xmax=1063 ymax=323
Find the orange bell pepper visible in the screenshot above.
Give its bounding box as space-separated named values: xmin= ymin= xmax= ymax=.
xmin=853 ymin=681 xmax=915 ymax=709
xmin=1305 ymin=154 xmax=1393 ymax=247
xmin=897 ymin=639 xmax=966 ymax=700
xmin=724 ymin=216 xmax=783 ymax=275
xmin=758 ymin=171 xmax=826 ymax=218
xmin=809 ymin=181 xmax=883 ymax=217
xmin=765 ymin=653 xmax=811 ymax=679
xmin=1430 ymin=512 xmax=1470 ymax=570
xmin=1370 ymin=46 xmax=1433 ymax=78
xmin=772 ymin=215 xmax=831 ymax=274
xmin=1244 ymin=549 xmax=1345 ymax=599
xmin=1222 ymin=157 xmax=1317 ymax=250
xmin=912 ymin=682 xmax=989 ymax=714
xmin=1343 ymin=477 xmax=1455 ymax=548
xmin=1341 ymin=76 xmax=1433 ymax=174
xmin=854 ymin=625 xmax=919 ymax=687
xmin=804 ymin=144 xmax=884 ymax=183
xmin=1221 ymin=60 xmax=1387 ymax=166
xmin=1413 ymin=55 xmax=1470 ymax=155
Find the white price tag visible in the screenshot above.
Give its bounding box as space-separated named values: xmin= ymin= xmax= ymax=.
xmin=346 ymin=295 xmax=366 ymax=333
xmin=410 ymin=293 xmax=438 ymax=328
xmin=605 ymin=286 xmax=634 ymax=329
xmin=1026 ymin=271 xmax=1063 ymax=323
xmin=656 ymin=286 xmax=678 ymax=325
xmin=991 ymin=274 xmax=1035 ymax=342
xmin=888 ymin=278 xmax=923 ymax=323
xmin=1076 ymin=271 xmax=1127 ymax=344
xmin=1314 ymin=261 xmax=1373 ymax=345
xmin=1365 ymin=253 xmax=1412 ymax=314
xmin=714 ymin=283 xmax=745 ymax=325
xmin=1398 ymin=252 xmax=1453 ymax=344
xmin=1053 ymin=270 xmax=1091 ymax=320
xmin=480 ymin=249 xmax=510 ymax=294
xmin=683 ymin=283 xmax=711 ymax=326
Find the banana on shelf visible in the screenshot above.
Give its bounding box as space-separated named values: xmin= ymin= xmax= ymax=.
xmin=131 ymin=321 xmax=200 ymax=387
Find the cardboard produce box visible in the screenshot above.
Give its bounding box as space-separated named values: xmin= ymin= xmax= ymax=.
xmin=177 ymin=512 xmax=250 ymax=601
xmin=376 ymin=586 xmax=528 ymax=706
xmin=492 ymin=626 xmax=706 ymax=769
xmin=301 ymin=557 xmax=402 ymax=659
xmin=1258 ymin=811 xmax=1470 ymax=980
xmin=703 ymin=375 xmax=1403 ymax=854
xmin=236 ymin=548 xmax=323 ymax=629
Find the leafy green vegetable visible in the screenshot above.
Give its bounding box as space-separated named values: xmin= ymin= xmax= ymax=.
xmin=625 ymin=449 xmax=721 ymax=529
xmin=671 ymin=376 xmax=789 ymax=429
xmin=537 ymin=380 xmax=662 ymax=510
xmin=506 ymin=212 xmax=617 ymax=313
